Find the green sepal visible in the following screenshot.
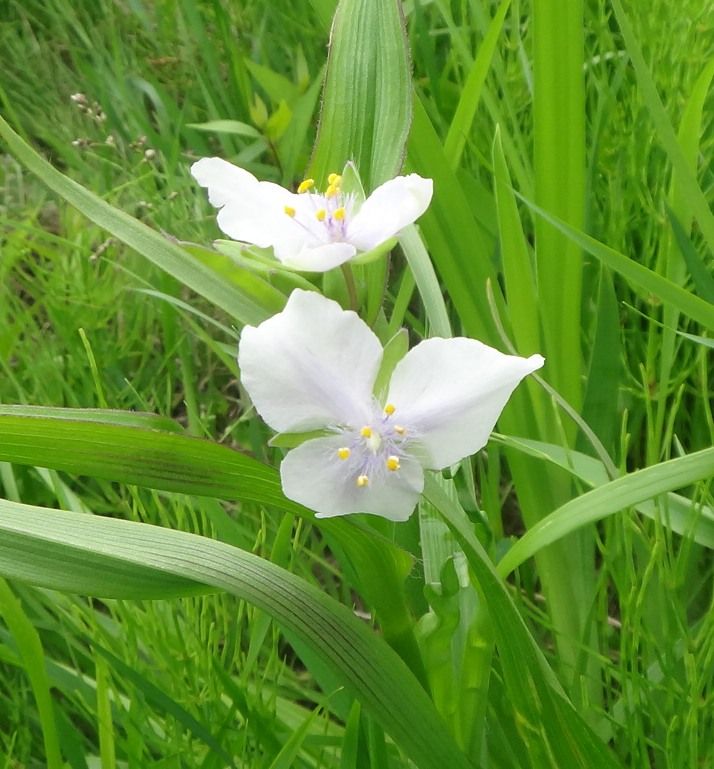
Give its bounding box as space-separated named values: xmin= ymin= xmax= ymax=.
xmin=350 ymin=237 xmax=398 ymax=266
xmin=268 ymin=429 xmax=331 ymax=449
xmin=340 ymin=160 xmax=367 ymax=204
xmin=373 ymin=328 xmax=409 ymax=401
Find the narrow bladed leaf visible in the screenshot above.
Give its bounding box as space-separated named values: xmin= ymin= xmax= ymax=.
xmin=0 ymin=498 xmax=473 ymax=769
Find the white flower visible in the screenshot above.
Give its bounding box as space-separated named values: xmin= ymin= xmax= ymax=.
xmin=191 ymin=158 xmax=433 ymax=272
xmin=238 ymin=290 xmax=544 ymax=521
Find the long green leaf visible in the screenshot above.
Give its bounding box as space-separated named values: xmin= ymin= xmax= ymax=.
xmin=497 ymin=448 xmax=714 ymax=577
xmin=0 ymin=408 xmax=423 ymax=684
xmin=0 ymin=498 xmax=473 ymax=769
xmin=0 ymin=115 xmax=271 ymax=326
xmin=309 ymin=0 xmax=411 ymax=189
xmin=520 ymin=196 xmax=714 ymax=331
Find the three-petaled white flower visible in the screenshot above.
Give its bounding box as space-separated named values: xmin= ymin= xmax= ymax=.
xmin=191 ymin=158 xmax=433 ymax=272
xmin=238 ymin=290 xmax=544 ymax=521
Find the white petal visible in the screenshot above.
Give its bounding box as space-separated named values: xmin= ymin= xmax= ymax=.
xmin=386 ymin=338 xmax=544 ymax=469
xmin=192 ymin=157 xmax=310 ymax=249
xmin=274 ymin=241 xmax=357 ymax=272
xmin=281 ymin=435 xmax=424 ymax=521
xmin=191 ymin=157 xmax=259 ymax=207
xmin=347 ymin=174 xmax=433 ymax=251
xmin=238 ymin=290 xmax=383 ymax=433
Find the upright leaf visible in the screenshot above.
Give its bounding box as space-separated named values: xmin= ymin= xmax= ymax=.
xmin=309 ymin=0 xmax=411 ymax=189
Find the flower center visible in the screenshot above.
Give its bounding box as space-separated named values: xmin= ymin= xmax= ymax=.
xmin=284 ymin=172 xmax=353 ymax=243
xmin=334 ymin=403 xmax=410 ymax=488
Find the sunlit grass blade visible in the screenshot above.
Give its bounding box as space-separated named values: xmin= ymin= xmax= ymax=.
xmin=493 ymin=433 xmax=714 ymax=549
xmin=0 ymin=579 xmax=62 ymax=769
xmin=0 ymin=404 xmax=183 ymax=433
xmin=398 ymin=225 xmax=452 ymax=337
xmin=0 ymin=498 xmax=473 ymax=769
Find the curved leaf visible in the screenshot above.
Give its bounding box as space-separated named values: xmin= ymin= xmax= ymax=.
xmin=497 ymin=448 xmax=714 ymax=577
xmin=0 ymin=497 xmax=473 ymax=769
xmin=0 ymin=408 xmax=422 ymax=684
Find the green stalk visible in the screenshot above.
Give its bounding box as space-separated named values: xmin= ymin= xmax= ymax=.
xmin=531 ymin=0 xmax=597 ymax=705
xmin=533 ymin=0 xmax=585 ymax=415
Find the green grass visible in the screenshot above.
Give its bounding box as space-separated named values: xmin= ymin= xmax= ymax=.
xmin=1 ymin=0 xmax=713 ymax=767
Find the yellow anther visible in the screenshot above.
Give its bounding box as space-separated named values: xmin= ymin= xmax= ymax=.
xmin=333 ymin=207 xmax=346 ymax=221
xmin=315 ymin=209 xmax=327 ymax=222
xmin=394 ymin=425 xmax=406 ymax=435
xmin=328 ymin=173 xmax=342 ymax=186
xmin=337 ymin=447 xmax=351 ymax=460
xmin=386 ymin=456 xmax=401 ymax=472
xmin=356 ymin=474 xmax=370 ymax=487
xmin=325 ymin=184 xmax=339 ymax=199
xmin=297 ymin=178 xmax=315 ymax=194
xmin=360 ymin=426 xmax=372 ymax=438
xmin=384 ymin=403 xmax=396 ymax=415
xmin=284 ymin=205 xmax=296 ymax=217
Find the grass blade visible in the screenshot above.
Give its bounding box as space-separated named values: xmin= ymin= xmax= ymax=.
xmin=444 ymin=0 xmax=512 ymax=169
xmin=533 ymin=0 xmax=585 ymax=411
xmin=0 ymin=579 xmax=62 ymax=769
xmin=609 ymin=0 xmax=714 ymax=254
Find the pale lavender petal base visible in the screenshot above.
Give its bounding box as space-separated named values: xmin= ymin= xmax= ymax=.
xmin=281 ymin=435 xmax=424 ymax=521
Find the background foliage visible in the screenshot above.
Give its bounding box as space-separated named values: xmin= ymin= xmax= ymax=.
xmin=0 ymin=0 xmax=712 ymax=767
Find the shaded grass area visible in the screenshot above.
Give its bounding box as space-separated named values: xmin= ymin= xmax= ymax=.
xmin=1 ymin=0 xmax=713 ymax=767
